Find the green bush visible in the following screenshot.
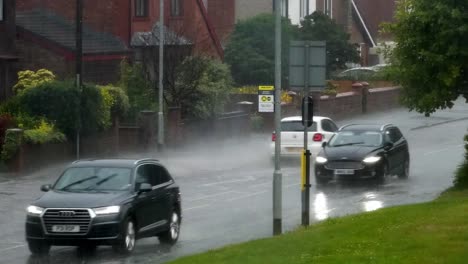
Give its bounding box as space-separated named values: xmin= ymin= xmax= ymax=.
xmin=19 ymin=81 xmax=80 ymax=138
xmin=98 ymin=85 xmax=130 ymax=118
xmin=23 ymin=120 xmax=66 ymax=145
xmin=453 ymin=134 xmax=468 ymax=189
xmin=19 ymin=81 xmax=112 ymax=138
xmin=1 ymin=129 xmax=22 ymax=161
xmin=13 ymin=69 xmax=56 ymax=95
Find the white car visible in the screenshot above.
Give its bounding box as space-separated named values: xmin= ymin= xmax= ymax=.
xmin=270 ymin=116 xmax=339 ymax=159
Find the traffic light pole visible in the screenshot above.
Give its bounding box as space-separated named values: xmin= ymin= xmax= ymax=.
xmin=302 ymin=43 xmax=311 ymax=226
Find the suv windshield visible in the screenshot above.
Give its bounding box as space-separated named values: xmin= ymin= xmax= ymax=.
xmin=54 ymin=167 xmax=132 ymax=192
xmin=329 ymin=131 xmax=383 ymax=147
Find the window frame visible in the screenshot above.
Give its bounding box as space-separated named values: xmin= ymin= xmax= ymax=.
xmin=171 ymin=0 xmax=183 ymax=17
xmin=0 ymin=0 xmax=4 ymax=22
xmin=134 ymin=163 xmax=173 ymax=191
xmin=135 ymin=0 xmax=149 ymax=18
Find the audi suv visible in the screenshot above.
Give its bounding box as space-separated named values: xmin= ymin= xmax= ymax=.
xmin=25 ymin=158 xmax=181 ymax=255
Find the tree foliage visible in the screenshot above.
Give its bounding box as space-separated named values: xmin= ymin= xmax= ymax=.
xmin=299 ymin=12 xmax=359 ymax=75
xmin=170 ymin=56 xmax=233 ymax=120
xmin=225 ymin=13 xmax=296 ymax=86
xmin=13 ymin=69 xmax=56 ymax=95
xmin=384 ymin=0 xmax=468 ymax=115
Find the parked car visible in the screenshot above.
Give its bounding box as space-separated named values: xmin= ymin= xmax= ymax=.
xmin=335 ymin=67 xmax=377 ymax=80
xmin=270 ymin=116 xmax=339 ymax=159
xmin=25 ymin=158 xmax=181 ymax=255
xmin=314 ymin=124 xmax=410 ymax=184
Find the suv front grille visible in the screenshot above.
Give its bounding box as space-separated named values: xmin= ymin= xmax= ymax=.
xmin=42 ymin=209 xmax=91 ymax=235
xmin=325 ymin=161 xmax=364 ymax=170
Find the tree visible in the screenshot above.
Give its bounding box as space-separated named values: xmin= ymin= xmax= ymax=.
xmin=384 ymin=0 xmax=468 ymax=115
xmin=133 ymin=23 xmax=233 ymax=120
xmin=224 ymin=13 xmax=297 ymax=86
xmin=173 ymin=56 xmax=233 ymax=120
xmin=299 ymin=12 xmax=359 ymax=75
xmin=13 ymin=69 xmax=56 ymax=95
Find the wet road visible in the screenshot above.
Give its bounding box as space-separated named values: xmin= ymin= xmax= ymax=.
xmin=1 ymin=99 xmax=467 ymax=264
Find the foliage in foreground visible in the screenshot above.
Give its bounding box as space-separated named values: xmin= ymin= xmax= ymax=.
xmin=384 ymin=0 xmax=468 ymax=116
xmin=454 ymin=134 xmax=468 ymax=189
xmin=169 ymin=190 xmax=468 ymax=264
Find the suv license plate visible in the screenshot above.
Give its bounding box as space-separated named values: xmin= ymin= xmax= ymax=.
xmin=52 ymin=225 xmax=80 ymax=233
xmin=334 ymin=169 xmax=354 ymax=175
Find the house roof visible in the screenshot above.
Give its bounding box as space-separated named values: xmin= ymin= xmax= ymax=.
xmin=351 ymin=0 xmax=397 ymax=47
xmin=130 ymin=23 xmax=193 ymax=47
xmin=16 ymin=9 xmax=128 ymax=54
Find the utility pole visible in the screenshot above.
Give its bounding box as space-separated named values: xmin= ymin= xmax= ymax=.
xmin=75 ymin=0 xmax=83 ymax=160
xmin=158 ymin=0 xmax=165 ymax=151
xmin=273 ymin=0 xmax=283 ymax=236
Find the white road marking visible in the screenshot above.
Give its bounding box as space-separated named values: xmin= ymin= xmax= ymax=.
xmin=0 ymin=244 xmax=25 ymax=252
xmin=200 ymin=176 xmax=255 ymax=187
xmin=423 ymin=144 xmax=464 ymax=156
xmin=187 ymin=191 xmax=238 ymax=202
xmin=227 ymin=190 xmax=268 ymax=202
xmin=184 ymin=204 xmax=210 ymax=211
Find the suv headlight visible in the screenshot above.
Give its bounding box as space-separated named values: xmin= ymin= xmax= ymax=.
xmin=26 ymin=205 xmax=44 ymax=216
xmin=363 ymin=156 xmax=381 ymax=163
xmin=316 ymin=156 xmax=328 ymax=164
xmin=93 ymin=206 xmax=120 ymax=215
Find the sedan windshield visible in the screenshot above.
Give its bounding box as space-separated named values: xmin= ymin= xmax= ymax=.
xmin=329 ymin=131 xmax=382 ymax=147
xmin=54 ymin=167 xmax=132 ymax=192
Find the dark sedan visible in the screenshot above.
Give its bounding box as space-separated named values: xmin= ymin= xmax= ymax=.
xmin=314 ymin=124 xmax=410 ymax=184
xmin=25 ymin=158 xmax=181 ymax=255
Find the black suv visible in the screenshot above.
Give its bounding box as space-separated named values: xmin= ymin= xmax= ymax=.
xmin=315 ymin=124 xmax=410 ymax=184
xmin=25 ymin=159 xmax=181 ymax=255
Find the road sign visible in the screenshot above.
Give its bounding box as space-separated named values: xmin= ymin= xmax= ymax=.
xmin=258 ymin=86 xmax=274 ymax=112
xmin=289 ymin=41 xmax=326 ymax=91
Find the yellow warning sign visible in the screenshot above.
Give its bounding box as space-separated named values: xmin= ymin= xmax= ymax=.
xmin=259 ymin=85 xmax=274 ymax=91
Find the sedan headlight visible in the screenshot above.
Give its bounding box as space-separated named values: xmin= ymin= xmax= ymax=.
xmin=316 ymin=156 xmax=328 ymax=164
xmin=26 ymin=205 xmax=44 ymax=215
xmin=363 ymin=156 xmax=381 ymax=163
xmin=93 ymin=206 xmax=120 ymax=215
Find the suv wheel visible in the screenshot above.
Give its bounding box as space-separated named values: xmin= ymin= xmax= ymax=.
xmin=158 ymin=210 xmax=180 ymax=245
xmin=27 ymin=240 xmax=50 ymax=255
xmin=113 ymin=217 xmax=136 ymax=254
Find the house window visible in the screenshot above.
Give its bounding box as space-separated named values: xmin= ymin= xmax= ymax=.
xmin=0 ymin=0 xmax=4 ymax=21
xmin=171 ymin=0 xmax=183 ymax=16
xmin=324 ymin=0 xmax=333 ymax=18
xmin=135 ymin=0 xmax=148 ymax=17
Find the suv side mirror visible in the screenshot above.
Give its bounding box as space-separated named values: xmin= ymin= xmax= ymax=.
xmin=138 ymin=183 xmax=153 ymax=194
xmin=322 ymin=141 xmax=327 ymax=148
xmin=384 ymin=142 xmax=393 ymax=150
xmin=41 ymin=184 xmax=51 ymax=192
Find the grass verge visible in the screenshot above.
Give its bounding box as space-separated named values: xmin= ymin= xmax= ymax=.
xmin=169 ymin=189 xmax=468 ymax=264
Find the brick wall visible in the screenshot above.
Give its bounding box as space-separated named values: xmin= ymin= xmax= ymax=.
xmin=235 ymin=0 xmax=272 ymax=21
xmin=207 ymin=0 xmax=235 ymax=43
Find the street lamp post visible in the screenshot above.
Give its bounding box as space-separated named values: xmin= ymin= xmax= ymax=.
xmin=273 ymin=0 xmax=283 ymax=236
xmin=158 ymin=0 xmax=165 ymax=151
xmin=75 ymin=0 xmax=83 ymax=160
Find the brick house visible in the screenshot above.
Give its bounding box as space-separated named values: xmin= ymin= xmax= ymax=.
xmin=0 ymin=0 xmax=18 ymax=100
xmin=13 ymin=0 xmax=224 ymax=86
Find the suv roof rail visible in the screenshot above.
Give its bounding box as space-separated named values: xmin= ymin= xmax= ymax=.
xmin=134 ymin=158 xmax=159 ymax=164
xmin=380 ymin=123 xmax=393 ymax=131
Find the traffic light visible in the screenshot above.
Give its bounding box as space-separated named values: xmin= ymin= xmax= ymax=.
xmin=301 ymin=96 xmax=314 ymax=127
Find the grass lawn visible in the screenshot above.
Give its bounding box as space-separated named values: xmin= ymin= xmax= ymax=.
xmin=169 ymin=189 xmax=468 ymax=264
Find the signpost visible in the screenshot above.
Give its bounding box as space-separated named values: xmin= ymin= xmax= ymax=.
xmin=258 ymin=85 xmax=275 ymax=113
xmin=289 ymin=41 xmax=326 ymax=226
